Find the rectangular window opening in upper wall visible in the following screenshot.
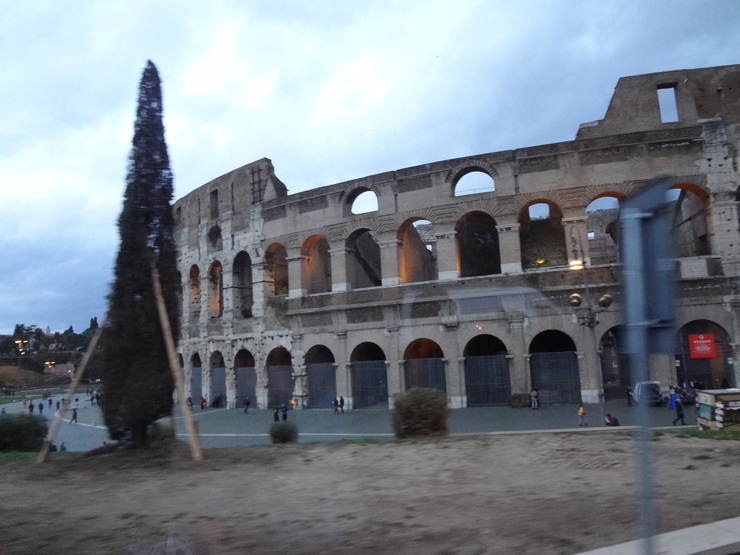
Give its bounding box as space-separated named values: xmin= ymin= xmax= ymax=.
xmin=657 ymin=84 xmax=679 ymax=123
xmin=210 ymin=190 xmax=219 ymax=219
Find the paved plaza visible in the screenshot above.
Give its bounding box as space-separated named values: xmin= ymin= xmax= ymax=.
xmin=2 ymin=394 xmax=695 ymax=452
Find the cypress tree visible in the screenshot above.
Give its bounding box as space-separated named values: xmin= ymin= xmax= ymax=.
xmin=100 ymin=61 xmax=179 ymax=446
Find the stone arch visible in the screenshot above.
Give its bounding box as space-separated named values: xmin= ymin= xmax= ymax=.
xmin=265 ymin=243 xmax=288 ymax=295
xmin=207 ymin=261 xmax=223 ymax=318
xmin=190 ymin=353 xmax=203 ymax=401
xmin=667 ymin=184 xmax=712 ymax=257
xmin=529 ymin=330 xmax=580 ymax=404
xmin=266 ymin=346 xmax=294 ymax=408
xmin=675 ymin=320 xmax=735 ymax=388
xmin=518 ymin=200 xmax=567 ymax=270
xmin=446 ymin=159 xmax=498 ymax=192
xmin=346 ymin=186 xmax=379 ymax=215
xmin=350 ymin=342 xmax=388 ymax=409
xmin=209 ymin=351 xmax=226 ymax=408
xmin=207 ymin=225 xmax=223 ymax=252
xmin=234 ymin=349 xmax=256 ymax=409
xmin=463 ymin=334 xmax=510 ymax=406
xmin=346 ymin=228 xmax=381 ymax=289
xmin=455 ymin=211 xmax=501 ymax=277
xmin=304 ymin=345 xmax=337 ymax=409
xmin=232 ymin=251 xmax=253 ymax=318
xmin=398 ymin=218 xmax=437 ymax=283
xmin=188 ymin=265 xmax=201 ymax=315
xmin=453 ymin=170 xmax=496 ymax=197
xmin=585 ymin=195 xmax=622 ymax=265
xmin=302 ymin=235 xmax=332 ymax=294
xmin=403 ymin=338 xmax=446 ymax=392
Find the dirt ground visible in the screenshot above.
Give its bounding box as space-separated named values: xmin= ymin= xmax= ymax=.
xmin=1 ymin=430 xmax=738 ymax=554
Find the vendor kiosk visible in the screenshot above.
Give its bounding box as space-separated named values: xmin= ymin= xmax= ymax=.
xmin=696 ymin=389 xmax=740 ymax=430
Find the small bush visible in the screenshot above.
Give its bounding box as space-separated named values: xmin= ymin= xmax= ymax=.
xmin=392 ymin=388 xmax=450 ymax=439
xmin=0 ymin=413 xmax=48 ymax=451
xmin=270 ymin=421 xmax=299 ymax=444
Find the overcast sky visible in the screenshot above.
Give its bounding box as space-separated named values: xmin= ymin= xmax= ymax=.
xmin=1 ymin=0 xmax=739 ymax=336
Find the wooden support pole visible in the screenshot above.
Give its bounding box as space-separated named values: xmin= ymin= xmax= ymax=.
xmin=37 ymin=327 xmax=103 ymax=463
xmin=151 ymin=261 xmax=204 ymax=461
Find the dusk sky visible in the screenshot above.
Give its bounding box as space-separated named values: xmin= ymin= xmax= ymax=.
xmin=2 ymin=1 xmax=739 ymax=335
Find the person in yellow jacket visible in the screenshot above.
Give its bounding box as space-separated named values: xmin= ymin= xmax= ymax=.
xmin=577 ymin=404 xmax=587 ymax=427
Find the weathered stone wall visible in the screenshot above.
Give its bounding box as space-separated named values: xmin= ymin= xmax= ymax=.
xmin=173 ymin=65 xmax=740 ymax=410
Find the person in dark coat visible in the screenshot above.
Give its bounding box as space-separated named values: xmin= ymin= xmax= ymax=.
xmin=243 ymin=397 xmax=251 ymax=414
xmin=280 ymin=404 xmax=288 ymax=421
xmin=70 ymin=407 xmax=78 ymax=423
xmin=672 ymin=398 xmax=686 ymax=426
xmin=339 ymin=396 xmax=345 ymax=414
xmin=273 ymin=407 xmax=280 ymax=422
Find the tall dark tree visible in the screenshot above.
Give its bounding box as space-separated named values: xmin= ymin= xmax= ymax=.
xmin=100 ymin=61 xmax=180 ymax=446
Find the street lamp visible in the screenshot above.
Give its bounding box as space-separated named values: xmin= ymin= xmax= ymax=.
xmin=14 ymin=339 xmax=28 ymax=369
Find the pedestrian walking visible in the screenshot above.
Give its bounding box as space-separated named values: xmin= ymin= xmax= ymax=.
xmin=38 ymin=403 xmax=44 ymax=415
xmin=243 ymin=397 xmax=251 ymax=414
xmin=333 ymin=398 xmax=340 ymax=414
xmin=48 ymin=398 xmax=52 ymax=409
xmin=273 ymin=407 xmax=280 ymax=422
xmin=28 ymin=401 xmax=34 ymax=414
xmin=626 ymin=386 xmax=633 ymax=406
xmin=70 ymin=407 xmax=78 ymax=424
xmin=339 ymin=396 xmax=345 ymax=414
xmin=672 ymin=398 xmax=686 ymax=426
xmin=577 ymin=404 xmax=587 ymax=427
xmin=530 ymin=388 xmax=539 ymax=409
xmin=281 ymin=404 xmax=288 ymax=421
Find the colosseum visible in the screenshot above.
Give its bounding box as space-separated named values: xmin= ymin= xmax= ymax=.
xmin=173 ymin=64 xmax=740 ymax=411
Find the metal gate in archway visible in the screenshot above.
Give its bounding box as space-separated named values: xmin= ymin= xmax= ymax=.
xmin=530 ymin=352 xmax=581 ymax=404
xmin=351 ymin=361 xmax=389 ymax=409
xmin=676 ymin=337 xmax=735 ymax=389
xmin=191 ymin=367 xmax=202 ymax=400
xmin=464 ymin=355 xmax=511 ymax=406
xmin=211 ymin=367 xmax=226 ymax=407
xmin=404 ymin=358 xmax=446 ymax=392
xmin=267 ymin=365 xmax=294 ymax=408
xmin=235 ymin=367 xmax=256 ymax=408
xmin=306 ymin=363 xmax=336 ymax=409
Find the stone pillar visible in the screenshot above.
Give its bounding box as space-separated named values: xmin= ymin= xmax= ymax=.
xmin=225 ymin=359 xmax=236 ymax=409
xmin=708 ymin=199 xmax=740 ymax=270
xmin=563 ymin=216 xmax=590 ymax=267
xmin=497 ymin=223 xmax=523 ymax=274
xmin=650 ymin=353 xmax=675 ymax=390
xmin=329 ymin=246 xmax=349 ymax=292
xmin=287 ymin=253 xmax=306 ymax=298
xmin=435 ymin=227 xmax=458 ymax=281
xmin=508 ymin=312 xmax=529 ymax=394
xmin=378 ymin=238 xmax=400 ymax=287
xmin=293 ymin=365 xmax=307 ymax=410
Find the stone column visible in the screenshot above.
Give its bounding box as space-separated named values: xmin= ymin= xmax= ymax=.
xmin=563 ymin=216 xmax=590 ymax=267
xmin=497 ymin=223 xmax=523 ymax=274
xmin=508 ymin=312 xmax=529 ymax=394
xmin=435 ymin=225 xmax=458 ymax=281
xmin=329 ymin=246 xmax=349 ymax=292
xmin=287 ymin=253 xmax=307 ymax=298
xmin=378 ymin=238 xmax=400 ymax=287
xmin=225 ymin=359 xmax=236 ymax=409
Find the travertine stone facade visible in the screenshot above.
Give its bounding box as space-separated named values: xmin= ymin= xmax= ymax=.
xmin=174 ymin=65 xmax=740 ymax=410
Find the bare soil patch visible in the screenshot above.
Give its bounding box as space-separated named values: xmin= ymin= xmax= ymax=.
xmin=1 ymin=431 xmax=738 ymax=554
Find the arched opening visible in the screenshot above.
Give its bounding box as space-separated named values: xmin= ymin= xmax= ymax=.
xmin=599 ymin=326 xmax=632 ymax=400
xmin=209 ymin=351 xmax=226 ymax=408
xmin=675 ymin=320 xmax=735 ymax=389
xmin=455 ymin=211 xmax=501 ymax=277
xmin=586 ymin=195 xmax=621 ymax=265
xmin=529 ymin=330 xmax=580 ymax=404
xmin=266 ymin=347 xmax=294 ymax=408
xmin=188 ymin=265 xmax=201 ymax=315
xmin=346 ymin=228 xmax=381 ymax=289
xmin=207 ymin=225 xmax=223 ymax=252
xmin=403 ymin=339 xmax=446 ymax=392
xmin=190 ymin=353 xmax=202 ymax=401
xmin=234 ymin=349 xmax=256 ymax=409
xmin=207 ymin=261 xmax=223 ymax=318
xmin=348 ymin=188 xmax=379 ymax=214
xmin=350 ymin=342 xmax=388 ymax=409
xmin=232 ymin=251 xmax=253 ymax=318
xmin=302 ymin=235 xmax=332 ymax=294
xmin=454 ymin=170 xmax=495 ymax=197
xmin=519 ymin=202 xmax=567 ymax=269
xmin=265 ymin=243 xmax=288 ymax=295
xmin=398 ymin=219 xmax=437 ymax=283
xmin=304 ymin=345 xmax=336 ymax=409
xmin=463 ymin=335 xmax=510 ymax=406
xmin=668 ymin=185 xmax=711 ymax=257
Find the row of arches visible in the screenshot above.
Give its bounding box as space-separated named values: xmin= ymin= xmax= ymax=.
xmin=188 ymin=184 xmax=711 ymax=318
xmin=184 ymin=320 xmax=735 ymax=409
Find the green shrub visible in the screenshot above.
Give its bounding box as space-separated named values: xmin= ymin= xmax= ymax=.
xmin=270 ymin=421 xmax=299 ymax=444
xmin=0 ymin=414 xmax=48 ymax=451
xmin=392 ymin=388 xmax=450 ymax=439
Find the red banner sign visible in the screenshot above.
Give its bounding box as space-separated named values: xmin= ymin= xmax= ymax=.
xmin=689 ymin=334 xmax=716 ymax=358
